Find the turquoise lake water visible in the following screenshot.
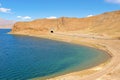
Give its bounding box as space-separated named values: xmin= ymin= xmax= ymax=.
xmin=0 ymin=29 xmax=110 ymax=80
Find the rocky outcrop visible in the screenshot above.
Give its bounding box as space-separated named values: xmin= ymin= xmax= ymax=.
xmin=11 ymin=10 xmax=120 ymax=37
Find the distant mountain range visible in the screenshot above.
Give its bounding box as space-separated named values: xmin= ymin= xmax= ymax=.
xmin=0 ymin=18 xmax=16 ymax=29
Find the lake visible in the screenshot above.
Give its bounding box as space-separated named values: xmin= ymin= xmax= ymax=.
xmin=0 ymin=29 xmax=110 ymax=80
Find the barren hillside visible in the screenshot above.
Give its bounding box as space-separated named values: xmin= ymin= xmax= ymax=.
xmin=11 ymin=10 xmax=120 ymax=38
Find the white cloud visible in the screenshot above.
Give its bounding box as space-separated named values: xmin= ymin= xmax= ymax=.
xmin=46 ymin=16 xmax=57 ymax=19
xmin=17 ymin=16 xmax=32 ymax=20
xmin=105 ymin=0 xmax=120 ymax=4
xmin=0 ymin=7 xmax=11 ymax=13
xmin=87 ymin=15 xmax=93 ymax=17
xmin=23 ymin=16 xmax=31 ymax=20
xmin=0 ymin=3 xmax=12 ymax=13
xmin=17 ymin=16 xmax=22 ymax=18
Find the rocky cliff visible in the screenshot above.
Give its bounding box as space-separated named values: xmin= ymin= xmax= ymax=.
xmin=11 ymin=10 xmax=120 ymax=37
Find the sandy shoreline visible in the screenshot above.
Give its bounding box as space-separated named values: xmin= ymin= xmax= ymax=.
xmin=9 ymin=32 xmax=120 ymax=80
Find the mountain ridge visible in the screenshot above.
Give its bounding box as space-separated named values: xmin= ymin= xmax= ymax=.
xmin=0 ymin=18 xmax=16 ymax=29
xmin=11 ymin=10 xmax=120 ymax=38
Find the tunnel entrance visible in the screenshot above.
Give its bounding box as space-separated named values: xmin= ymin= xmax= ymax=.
xmin=50 ymin=30 xmax=54 ymax=33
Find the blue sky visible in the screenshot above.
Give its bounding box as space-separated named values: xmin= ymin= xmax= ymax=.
xmin=0 ymin=0 xmax=120 ymax=21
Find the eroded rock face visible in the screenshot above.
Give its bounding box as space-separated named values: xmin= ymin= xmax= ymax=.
xmin=11 ymin=10 xmax=120 ymax=37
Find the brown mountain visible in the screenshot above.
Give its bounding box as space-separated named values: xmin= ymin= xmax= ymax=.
xmin=0 ymin=18 xmax=16 ymax=29
xmin=11 ymin=10 xmax=120 ymax=38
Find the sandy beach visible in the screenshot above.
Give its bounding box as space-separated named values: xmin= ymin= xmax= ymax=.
xmin=10 ymin=32 xmax=120 ymax=80
xmin=1 ymin=0 xmax=120 ymax=79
